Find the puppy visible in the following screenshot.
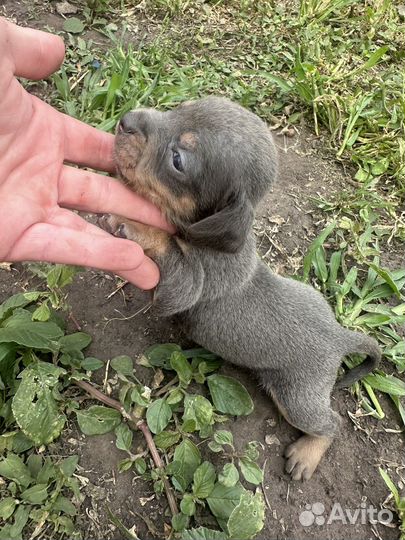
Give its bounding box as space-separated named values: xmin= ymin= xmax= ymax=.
xmin=104 ymin=97 xmax=380 ymax=480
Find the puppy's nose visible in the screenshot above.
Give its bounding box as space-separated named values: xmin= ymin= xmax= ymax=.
xmin=118 ymin=111 xmax=148 ymax=136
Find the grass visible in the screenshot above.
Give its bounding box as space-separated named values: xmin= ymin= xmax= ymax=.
xmin=6 ymin=0 xmax=405 ymax=536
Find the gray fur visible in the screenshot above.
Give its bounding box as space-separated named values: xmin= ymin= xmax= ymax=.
xmin=113 ymin=97 xmax=380 ymax=479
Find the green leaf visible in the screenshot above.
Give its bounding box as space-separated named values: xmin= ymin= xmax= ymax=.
xmin=46 ymin=265 xmax=78 ymax=289
xmin=340 ymin=267 xmax=358 ymax=296
xmin=141 ymin=343 xmax=181 ymax=368
xmin=0 ymin=322 xmax=64 ymax=352
xmin=248 ymin=70 xmax=292 ymax=92
xmin=354 ymin=313 xmax=391 ymax=327
xmin=118 ymin=458 xmax=133 ymax=473
xmin=12 ymin=362 xmax=66 ymax=445
xmin=31 ymin=302 xmax=51 ymax=322
xmin=350 ymin=45 xmax=389 ymax=77
xmin=328 ymin=251 xmax=342 ymax=291
xmin=171 ymin=512 xmax=189 ymax=532
xmin=59 ymin=455 xmax=79 ymax=477
xmin=75 ymin=406 xmax=121 ymax=435
xmin=302 ymin=222 xmax=336 ymax=280
xmin=183 ymin=394 xmax=214 ymax=431
xmin=0 ymin=497 xmax=17 ymax=520
xmin=81 ymin=357 xmax=104 ymax=371
xmin=368 ymin=264 xmax=403 ymax=299
xmin=134 ymin=457 xmax=147 ymax=475
xmin=0 ymin=454 xmax=32 ymax=488
xmin=239 ymin=458 xmax=263 ymax=485
xmin=218 ymin=463 xmax=239 ymax=487
xmin=182 ymin=419 xmax=197 ymax=433
xmin=21 ymin=483 xmax=48 ymax=504
xmin=59 ymin=332 xmax=92 ymax=353
xmin=53 ymin=495 xmax=77 ymax=516
xmin=207 ymin=375 xmax=254 ymax=416
xmin=0 ymin=292 xmax=42 ymax=323
xmin=12 ymin=432 xmax=33 ymax=454
xmin=36 ymin=458 xmax=56 ymax=484
xmin=214 ymin=430 xmax=234 ymax=447
xmin=110 ymin=355 xmax=134 ymax=377
xmin=208 ymin=441 xmax=224 ymax=453
xmin=63 ymin=17 xmax=85 ymax=34
xmin=363 ymin=373 xmax=405 ymax=396
xmin=130 ymin=386 xmax=151 ymax=407
xmin=3 ymin=308 xmax=32 ymax=328
xmin=168 ymin=439 xmax=201 ymax=492
xmin=115 ymin=423 xmax=133 ymax=451
xmin=180 ymin=494 xmax=196 ymax=516
xmin=206 ymin=482 xmax=246 ymax=521
xmin=313 ymin=247 xmax=328 ymax=282
xmin=193 ymin=461 xmax=216 ymax=498
xmin=227 ymin=491 xmax=265 ymax=539
xmin=166 ymin=388 xmax=184 ymax=405
xmin=0 ymin=505 xmax=30 ymax=540
xmin=244 ymin=441 xmax=260 ymax=461
xmin=182 ymin=527 xmax=228 ymax=540
xmin=154 ymin=430 xmax=181 ymax=450
xmin=170 ymin=351 xmax=192 ymax=385
xmin=26 ymin=455 xmax=42 ymax=478
xmin=379 ymin=468 xmax=400 ymax=506
xmin=146 ymin=399 xmax=172 ymax=434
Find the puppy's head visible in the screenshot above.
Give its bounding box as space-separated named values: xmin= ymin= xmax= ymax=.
xmin=115 ymin=97 xmax=277 ymax=253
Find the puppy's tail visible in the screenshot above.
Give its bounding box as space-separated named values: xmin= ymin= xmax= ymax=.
xmin=335 ymin=330 xmax=381 ymax=389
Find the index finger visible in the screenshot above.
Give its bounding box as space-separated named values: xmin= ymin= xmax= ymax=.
xmin=0 ymin=18 xmax=65 ymax=79
xmin=59 ymin=165 xmax=175 ymax=233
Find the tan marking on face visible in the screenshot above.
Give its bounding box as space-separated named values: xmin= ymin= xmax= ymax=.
xmin=115 ymin=134 xmax=196 ymax=222
xmin=179 ymin=131 xmax=198 ymax=149
xmin=284 ymin=434 xmax=332 ymax=481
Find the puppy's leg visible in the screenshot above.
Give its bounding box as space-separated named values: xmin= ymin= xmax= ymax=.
xmin=260 ymin=370 xmax=340 ymax=481
xmin=100 ymin=214 xmax=205 ymax=316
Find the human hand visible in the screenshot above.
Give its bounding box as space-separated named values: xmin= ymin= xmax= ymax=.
xmin=0 ymin=18 xmax=172 ymax=289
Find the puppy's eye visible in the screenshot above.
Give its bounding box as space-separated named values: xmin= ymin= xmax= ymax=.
xmin=172 ymin=150 xmax=184 ymax=172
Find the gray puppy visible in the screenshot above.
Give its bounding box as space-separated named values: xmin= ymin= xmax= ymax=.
xmin=104 ymin=97 xmax=380 ymax=480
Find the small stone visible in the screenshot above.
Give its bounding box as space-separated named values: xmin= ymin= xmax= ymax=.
xmin=56 ymin=1 xmax=78 ymax=15
xmin=265 ymin=434 xmax=281 ymax=446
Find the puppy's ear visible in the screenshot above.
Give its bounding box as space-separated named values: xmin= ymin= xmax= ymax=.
xmin=179 ymin=189 xmax=253 ymax=253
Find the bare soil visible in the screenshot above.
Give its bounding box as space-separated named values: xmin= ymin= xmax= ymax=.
xmin=1 ymin=2 xmax=404 ymax=539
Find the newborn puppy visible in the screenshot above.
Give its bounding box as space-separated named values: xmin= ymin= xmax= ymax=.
xmin=105 ymin=97 xmax=380 ymax=481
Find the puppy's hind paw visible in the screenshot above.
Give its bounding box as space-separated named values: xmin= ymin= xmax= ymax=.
xmin=285 ymin=435 xmax=331 ymax=481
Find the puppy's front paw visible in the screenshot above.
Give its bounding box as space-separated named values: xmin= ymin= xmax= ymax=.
xmin=98 ymin=214 xmax=115 ymax=234
xmin=99 ymin=215 xmax=136 ymax=240
xmin=115 ymin=223 xmax=129 ymax=239
xmin=285 ymin=435 xmax=331 ymax=481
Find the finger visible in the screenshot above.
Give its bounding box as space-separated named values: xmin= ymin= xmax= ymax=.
xmin=58 ymin=166 xmax=175 ymax=233
xmin=46 ymin=209 xmax=161 ymax=288
xmin=62 ymin=114 xmax=115 ymax=172
xmin=47 ymin=208 xmax=107 ymax=236
xmin=7 ymin=223 xmax=160 ymax=289
xmin=2 ymin=18 xmax=65 ymax=79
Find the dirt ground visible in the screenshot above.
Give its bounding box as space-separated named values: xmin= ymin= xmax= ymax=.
xmin=1 ymin=2 xmax=404 ymax=540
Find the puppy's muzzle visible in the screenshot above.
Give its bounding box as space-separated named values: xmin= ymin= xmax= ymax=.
xmin=118 ymin=111 xmax=149 ymax=138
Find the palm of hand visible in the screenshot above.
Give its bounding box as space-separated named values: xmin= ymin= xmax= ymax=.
xmin=0 ymin=19 xmax=169 ymax=288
